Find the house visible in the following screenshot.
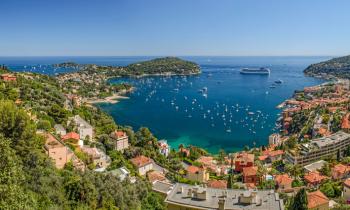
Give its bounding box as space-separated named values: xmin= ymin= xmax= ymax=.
xmin=259 ymin=150 xmax=284 ymax=163
xmin=147 ymin=170 xmax=166 ymax=183
xmin=207 ymin=180 xmax=227 ymax=189
xmin=165 ymin=183 xmax=285 ymax=210
xmin=307 ymin=190 xmax=329 ymax=210
xmin=70 ymin=115 xmax=93 ymax=141
xmin=234 ymin=152 xmax=254 ymax=172
xmin=196 ymin=156 xmax=220 ymax=174
xmin=186 ymin=165 xmax=209 ymax=183
xmin=274 ymin=174 xmax=293 ymax=192
xmin=152 ymin=181 xmax=174 ymax=197
xmin=243 ymin=166 xmax=259 ymax=185
xmin=343 ymin=178 xmax=350 ymax=203
xmin=61 ymin=132 xmax=82 ymax=147
xmin=1 ymin=73 xmax=16 ymax=81
xmin=130 ymin=155 xmax=153 ymax=176
xmin=179 ymin=147 xmax=190 ymax=157
xmin=81 ymin=146 xmax=111 ymax=170
xmin=54 ymin=124 xmax=66 ymax=136
xmin=110 ymin=130 xmax=129 ymax=151
xmin=304 ymin=171 xmax=327 ymax=188
xmin=44 ymin=133 xmax=85 ymax=170
xmin=44 ymin=133 xmax=74 ymax=169
xmin=158 ymin=140 xmax=170 ymax=157
xmin=332 ymin=164 xmax=350 ymax=180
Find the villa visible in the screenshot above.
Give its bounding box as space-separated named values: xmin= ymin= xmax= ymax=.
xmin=130 ymin=155 xmax=153 ymax=176
xmin=54 ymin=124 xmax=66 ymax=136
xmin=274 ymin=174 xmax=293 ymax=193
xmin=1 ymin=73 xmax=16 ymax=81
xmin=110 ymin=130 xmax=129 ymax=151
xmin=70 ymin=115 xmax=93 ymax=140
xmin=242 ymin=166 xmax=259 ymax=185
xmin=81 ymin=146 xmax=111 ymax=170
xmin=304 ymin=171 xmax=328 ymax=188
xmin=234 ymin=152 xmax=254 ymax=172
xmin=164 ymin=183 xmax=284 ymax=210
xmin=343 ymin=178 xmax=350 ymax=204
xmin=186 ymin=165 xmax=210 ymax=183
xmin=307 ymin=190 xmax=329 ymax=210
xmin=332 ymin=164 xmax=350 ymax=180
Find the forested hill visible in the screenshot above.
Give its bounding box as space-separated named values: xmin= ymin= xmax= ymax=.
xmin=304 ymin=55 xmax=350 ymax=78
xmin=126 ymin=57 xmax=201 ymax=76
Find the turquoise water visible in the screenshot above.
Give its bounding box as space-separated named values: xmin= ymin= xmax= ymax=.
xmin=0 ymin=56 xmax=327 ymax=153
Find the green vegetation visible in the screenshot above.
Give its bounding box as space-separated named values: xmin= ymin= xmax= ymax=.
xmin=289 ymin=188 xmax=308 ymax=210
xmin=304 ymin=55 xmax=350 ymax=78
xmin=126 ymin=57 xmax=200 ymax=76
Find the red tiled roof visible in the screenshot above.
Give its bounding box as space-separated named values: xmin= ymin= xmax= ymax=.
xmin=304 ymin=171 xmax=327 ymax=184
xmin=130 ymin=155 xmax=152 ymax=168
xmin=307 ymin=190 xmax=329 ymax=209
xmin=207 ymin=180 xmax=227 ymax=189
xmin=235 ymin=152 xmax=254 ymax=163
xmin=333 ymin=164 xmax=350 ymax=175
xmin=342 ymin=113 xmax=350 ymax=129
xmin=243 ymin=166 xmax=258 ymax=177
xmin=61 ymin=132 xmax=80 ymax=141
xmin=147 ymin=171 xmax=166 ymax=183
xmin=115 ymin=130 xmax=127 ymax=138
xmin=275 ymin=174 xmax=293 ymax=186
xmin=187 ymin=165 xmax=201 ymax=174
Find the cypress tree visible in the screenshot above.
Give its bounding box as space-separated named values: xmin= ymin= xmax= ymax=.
xmin=290 ymin=188 xmax=308 ymax=210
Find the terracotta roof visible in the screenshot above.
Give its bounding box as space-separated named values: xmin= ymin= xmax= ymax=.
xmin=344 ymin=178 xmax=350 ymax=188
xmin=147 ymin=171 xmax=166 ymax=183
xmin=235 ymin=152 xmax=254 ymax=163
xmin=130 ymin=155 xmax=152 ymax=168
xmin=197 ymin=156 xmax=214 ymax=165
xmin=61 ymin=132 xmax=80 ymax=141
xmin=342 ymin=113 xmax=350 ymax=129
xmin=304 ymin=171 xmax=327 ymax=184
xmin=275 ymin=174 xmax=293 ymax=186
xmin=333 ymin=164 xmax=350 ymax=175
xmin=207 ymin=180 xmax=227 ymax=189
xmin=243 ymin=166 xmax=258 ymax=177
xmin=307 ymin=190 xmax=329 ymax=209
xmin=187 ymin=165 xmax=201 ymax=174
xmin=114 ymin=130 xmax=127 ymax=138
xmin=258 ymin=155 xmax=268 ymax=161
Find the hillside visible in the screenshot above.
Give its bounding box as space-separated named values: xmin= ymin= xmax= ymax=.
xmin=126 ymin=57 xmax=201 ymax=76
xmin=304 ymin=55 xmax=350 ymax=78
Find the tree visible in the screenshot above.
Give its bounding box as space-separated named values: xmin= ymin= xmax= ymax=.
xmin=227 ymin=173 xmax=235 ymax=189
xmin=319 ymin=162 xmax=331 ymax=176
xmin=290 ymin=188 xmax=308 ymax=210
xmin=218 ymin=149 xmax=226 ymax=164
xmin=48 ymin=104 xmax=68 ymax=124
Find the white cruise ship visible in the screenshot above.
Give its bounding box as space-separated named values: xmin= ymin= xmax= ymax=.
xmin=240 ymin=67 xmax=270 ymax=75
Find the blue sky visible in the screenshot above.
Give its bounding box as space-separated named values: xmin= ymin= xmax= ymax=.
xmin=0 ymin=0 xmax=349 ymax=56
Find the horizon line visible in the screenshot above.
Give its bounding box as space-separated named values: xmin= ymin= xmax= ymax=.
xmin=0 ymin=54 xmax=341 ymax=57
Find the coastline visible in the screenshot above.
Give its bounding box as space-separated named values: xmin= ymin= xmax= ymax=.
xmin=86 ymin=89 xmax=133 ymax=104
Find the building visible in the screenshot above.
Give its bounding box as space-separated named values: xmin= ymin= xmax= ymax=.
xmin=269 ymin=133 xmax=282 ymax=146
xmin=44 ymin=133 xmax=74 ymax=169
xmin=147 ymin=170 xmax=167 ymax=183
xmin=61 ymin=132 xmax=81 ymax=146
xmin=259 ymin=150 xmax=284 ymax=164
xmin=285 ymin=131 xmax=350 ymax=166
xmin=274 ymin=174 xmax=293 ymax=193
xmin=307 ymin=190 xmax=329 ymax=210
xmin=207 ymin=180 xmax=227 ymax=189
xmin=158 ymin=140 xmax=170 ymax=157
xmin=54 ymin=124 xmax=66 ymax=136
xmin=343 ymin=178 xmax=350 ymax=203
xmin=44 ymin=133 xmax=85 ymax=170
xmin=332 ymin=164 xmax=350 ymax=180
xmin=81 ymin=146 xmax=111 ymax=170
xmin=71 ymin=115 xmax=93 ymax=141
xmin=152 ymin=181 xmax=174 ymax=197
xmin=186 ymin=165 xmax=210 ymax=183
xmin=1 ymin=73 xmax=16 ymax=81
xmin=234 ymin=152 xmax=254 ymax=172
xmin=304 ymin=171 xmax=327 ymax=188
xmin=243 ymin=166 xmax=259 ymax=185
xmin=165 ymin=183 xmax=284 ymax=210
xmin=110 ymin=130 xmax=129 ymax=151
xmin=130 ymin=155 xmax=153 ymax=176
xmin=304 ymin=160 xmax=327 ymax=173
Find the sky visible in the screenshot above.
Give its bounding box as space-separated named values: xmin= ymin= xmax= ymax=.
xmin=0 ymin=0 xmax=350 ymax=56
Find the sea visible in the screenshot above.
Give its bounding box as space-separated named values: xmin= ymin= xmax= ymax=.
xmin=0 ymin=56 xmax=329 ymax=154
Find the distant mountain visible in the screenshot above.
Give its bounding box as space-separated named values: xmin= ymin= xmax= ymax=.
xmin=304 ymin=55 xmax=350 ymax=78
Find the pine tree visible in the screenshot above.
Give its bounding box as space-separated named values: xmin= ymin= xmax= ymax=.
xmin=290 ymin=188 xmax=308 ymax=210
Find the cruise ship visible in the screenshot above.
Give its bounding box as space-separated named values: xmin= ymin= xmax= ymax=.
xmin=240 ymin=67 xmax=270 ymax=75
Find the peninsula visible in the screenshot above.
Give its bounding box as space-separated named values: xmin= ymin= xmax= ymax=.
xmin=56 ymin=57 xmax=200 ymax=103
xmin=304 ymin=55 xmax=350 ymax=79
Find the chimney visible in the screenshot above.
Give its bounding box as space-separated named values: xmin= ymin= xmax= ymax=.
xmin=218 ymin=197 xmax=226 ymax=210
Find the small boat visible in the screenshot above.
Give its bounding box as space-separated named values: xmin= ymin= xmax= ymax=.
xmin=275 ymin=79 xmax=283 ymax=84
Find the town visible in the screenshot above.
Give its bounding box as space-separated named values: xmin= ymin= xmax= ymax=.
xmin=3 ymin=58 xmax=350 ymax=210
